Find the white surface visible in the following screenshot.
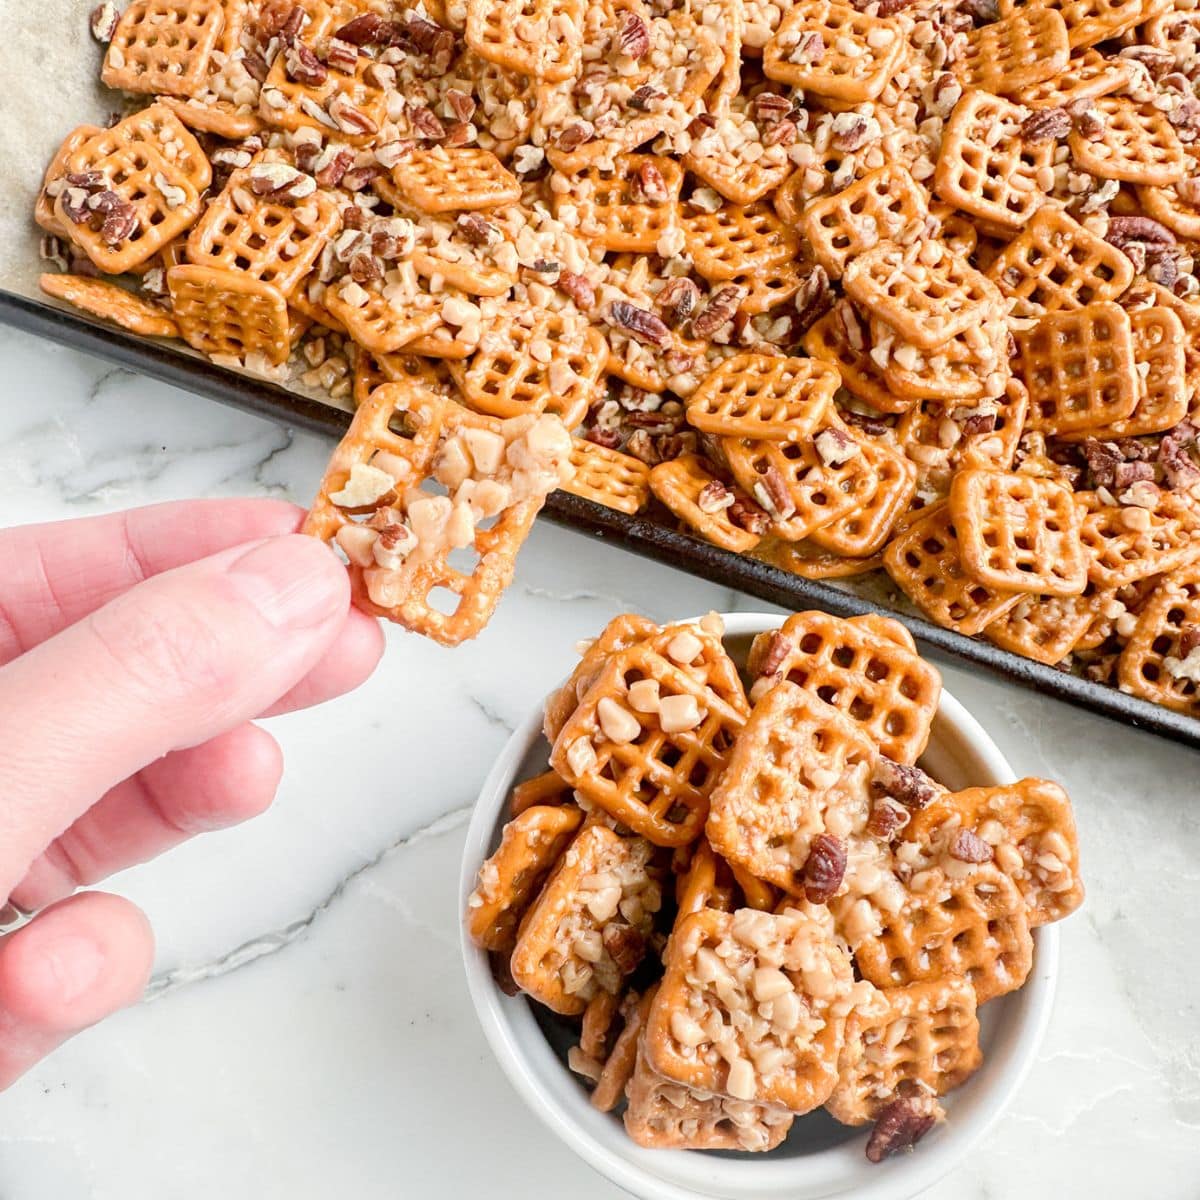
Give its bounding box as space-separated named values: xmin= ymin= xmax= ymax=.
xmin=462 ymin=616 xmax=1058 ymax=1200
xmin=0 ymin=324 xmax=1197 ymax=1198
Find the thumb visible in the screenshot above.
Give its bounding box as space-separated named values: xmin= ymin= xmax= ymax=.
xmin=0 ymin=892 xmax=155 ymax=1090
xmin=0 ymin=534 xmax=349 ymax=899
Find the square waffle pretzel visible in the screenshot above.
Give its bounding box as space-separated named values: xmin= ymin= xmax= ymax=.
xmin=465 ymin=0 xmax=585 ymax=82
xmin=101 ymin=0 xmax=225 ymax=97
xmin=1016 ymin=47 xmax=1134 ymax=108
xmin=849 ymin=864 xmax=1034 ymax=1004
xmin=1079 ymin=492 xmax=1200 ymax=590
xmin=645 ymin=907 xmax=857 ymax=1113
xmin=986 ymin=205 xmax=1135 ymax=318
xmin=997 ymin=0 xmax=1159 ymax=49
xmin=745 ymin=611 xmax=941 ymax=765
xmin=388 ymin=148 xmax=521 ymax=214
xmin=563 ymin=439 xmax=652 ymax=516
xmin=167 ymin=264 xmax=291 ymax=364
xmin=302 ymin=383 xmax=573 ymax=644
xmin=1074 ymin=306 xmax=1188 ymax=439
xmin=35 ymin=125 xmax=104 ymax=237
xmin=682 ymin=108 xmax=793 ymax=208
xmin=39 ymin=273 xmax=179 ymax=339
xmin=549 ymin=629 xmax=750 ymax=846
xmin=509 ymin=824 xmax=660 ymax=1015
xmin=883 ymin=502 xmax=1023 ymax=637
xmin=954 ymin=8 xmax=1070 ymax=94
xmin=705 ymin=682 xmax=876 ymax=895
xmin=905 ymin=778 xmax=1084 ymax=927
xmin=1016 ymin=301 xmax=1138 ymax=435
xmin=722 ymin=418 xmax=882 ymax=543
xmin=762 ymin=1 xmax=903 ymax=102
xmin=1118 ymin=567 xmax=1200 ymax=716
xmin=874 ymin=311 xmax=1009 ymax=404
xmin=949 ymin=469 xmax=1088 ymax=597
xmin=1068 ymin=96 xmax=1187 ymax=187
xmin=807 ymin=439 xmax=918 ymax=560
xmin=800 ymin=163 xmax=931 ymax=281
xmin=682 ymin=201 xmax=800 ymax=282
xmin=543 ymin=613 xmax=660 ymax=744
xmin=842 ymin=240 xmax=1002 ymax=353
xmin=802 ymin=307 xmax=914 ymax=415
xmin=984 ymin=590 xmax=1106 ymax=666
xmin=55 ymin=105 xmax=209 ymax=274
xmin=933 ymin=90 xmax=1054 ymax=234
xmin=185 ymin=159 xmax=341 ymax=298
xmin=623 ymin=1043 xmax=794 ymax=1151
xmin=324 ymin=279 xmax=443 ymax=355
xmin=449 ymin=310 xmax=605 ymax=429
xmin=555 ymin=154 xmax=684 ymax=253
xmin=825 ymin=977 xmax=982 ymax=1125
xmin=466 ymin=803 xmax=584 ymax=952
xmin=685 ymin=353 xmax=838 ymax=441
xmin=649 ymin=455 xmax=764 ymax=554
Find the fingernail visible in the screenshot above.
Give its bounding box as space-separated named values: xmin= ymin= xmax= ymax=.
xmin=25 ymin=934 xmax=106 ymax=1007
xmin=225 ymin=536 xmax=347 ymax=629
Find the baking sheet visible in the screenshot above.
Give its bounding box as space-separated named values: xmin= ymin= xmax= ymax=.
xmin=3 ymin=4 xmax=1198 ymax=750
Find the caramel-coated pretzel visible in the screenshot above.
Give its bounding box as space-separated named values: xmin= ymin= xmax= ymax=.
xmin=955 ymin=8 xmax=1070 ymax=94
xmin=390 ymin=147 xmax=522 ymax=214
xmin=101 ymin=0 xmax=225 ymax=97
xmin=563 ymin=438 xmax=653 ymax=516
xmin=682 ymin=201 xmax=800 ymax=282
xmin=746 ymin=611 xmax=941 ymax=765
xmin=1079 ymin=491 xmax=1200 ymax=591
xmin=1068 ymin=96 xmax=1187 ymax=187
xmin=649 ymin=454 xmax=765 ymax=554
xmin=1118 ymin=566 xmax=1200 ymax=716
xmin=645 ymin=906 xmax=855 ymax=1112
xmin=555 ymin=154 xmax=684 ymax=253
xmin=168 ymin=263 xmax=291 ymax=364
xmin=706 ymin=681 xmax=875 ymax=895
xmin=464 ymin=0 xmax=585 ymax=82
xmin=466 ymin=803 xmax=584 ymax=952
xmin=825 ymin=977 xmax=982 ymax=1126
xmin=39 ymin=272 xmax=179 ymax=339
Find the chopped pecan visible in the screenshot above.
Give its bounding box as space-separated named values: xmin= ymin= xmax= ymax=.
xmin=814 ymin=425 xmax=858 ymax=466
xmin=242 ymin=46 xmax=271 ymax=82
xmin=331 ymin=12 xmax=402 ymax=44
xmin=756 ymin=630 xmax=794 ymax=680
xmin=1078 ymin=438 xmax=1122 ymax=489
xmin=445 ymin=88 xmax=476 ymax=124
xmin=617 ymin=8 xmax=651 ymax=58
xmin=802 ymin=835 xmax=847 ymax=904
xmin=1180 ymin=625 xmax=1200 ymax=658
xmin=657 ymin=277 xmax=701 ymax=327
xmin=586 ymin=426 xmax=623 ymax=450
xmin=342 ymin=163 xmax=385 ymax=191
xmin=867 ymin=800 xmax=909 ymax=841
xmin=325 ymin=37 xmax=358 ymax=73
xmin=1168 ymin=96 xmax=1200 ymax=142
xmin=763 ymin=119 xmax=798 ymax=147
xmin=606 ymin=300 xmax=671 ymax=347
xmin=949 ymin=828 xmax=994 ymax=863
xmin=876 ymin=0 xmax=918 ymax=12
xmin=697 ymin=479 xmax=734 ymax=514
xmin=728 ymin=494 xmax=770 ymax=536
xmin=99 ymin=199 xmax=137 ymax=245
xmin=312 ymin=146 xmax=354 ymax=186
xmin=1021 ymin=106 xmax=1071 ymax=142
xmin=284 ymin=40 xmax=327 ymax=85
xmin=830 ymin=112 xmax=874 ymax=152
xmin=628 ymin=84 xmax=665 ymax=110
xmin=1176 ymin=177 xmax=1200 ymax=208
xmin=755 ymin=464 xmax=795 ymax=520
xmin=248 ymin=161 xmax=316 ymax=200
xmin=411 ymin=105 xmax=446 ymax=140
xmin=555 ymin=122 xmax=595 ymax=151
xmin=1107 ymin=215 xmax=1177 ymax=249
xmin=872 ymin=758 xmax=939 ymax=810
xmin=634 ymin=160 xmax=669 ymax=204
xmin=558 ymin=270 xmax=596 ymax=310
xmin=792 ymin=29 xmax=824 ymax=64
xmin=328 ymin=93 xmax=378 ymax=136
xmin=457 ymin=212 xmax=499 ymax=245
xmin=1066 ymin=98 xmax=1106 ymax=140
xmin=602 ymin=922 xmax=647 ymax=975
xmin=89 ymin=1 xmax=119 ymax=41
xmin=691 ymin=284 xmax=746 ymax=338
xmin=753 ymin=92 xmax=794 ymax=124
xmin=866 ymin=1095 xmax=938 ymax=1163
xmin=1117 ymin=44 xmax=1175 ymax=79
xmin=1114 ymin=460 xmax=1155 ymax=491
xmin=792 ymin=264 xmax=833 ymax=334
xmin=1160 ymin=420 xmax=1200 ymax=488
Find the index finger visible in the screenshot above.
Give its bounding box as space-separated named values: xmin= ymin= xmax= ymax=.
xmin=0 ymin=498 xmax=307 ymax=664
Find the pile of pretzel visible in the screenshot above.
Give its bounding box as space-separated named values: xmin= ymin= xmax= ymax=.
xmin=466 ymin=611 xmax=1084 ymax=1159
xmin=34 ymin=0 xmax=1200 ymax=690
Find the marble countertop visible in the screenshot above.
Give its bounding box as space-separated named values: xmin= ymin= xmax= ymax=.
xmin=0 ymin=324 xmax=1197 ymax=1199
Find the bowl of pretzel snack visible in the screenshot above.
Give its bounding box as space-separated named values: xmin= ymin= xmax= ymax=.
xmin=461 ymin=610 xmax=1082 ymax=1198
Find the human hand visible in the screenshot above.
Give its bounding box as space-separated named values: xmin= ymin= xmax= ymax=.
xmin=0 ymin=499 xmax=384 ymax=1089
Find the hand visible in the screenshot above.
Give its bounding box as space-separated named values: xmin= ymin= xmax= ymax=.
xmin=0 ymin=499 xmax=384 ymax=1089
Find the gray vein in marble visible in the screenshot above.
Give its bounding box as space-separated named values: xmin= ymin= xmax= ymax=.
xmin=520 ymin=584 xmax=646 ymax=610
xmin=468 ymin=693 xmax=516 ymax=734
xmin=143 ymin=805 xmax=471 ymax=1003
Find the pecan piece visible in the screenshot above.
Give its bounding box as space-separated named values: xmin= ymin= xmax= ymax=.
xmin=332 ymin=12 xmax=403 ymax=44
xmin=756 ymin=631 xmax=794 ymax=680
xmin=457 ymin=212 xmax=499 ymax=245
xmin=754 ymin=464 xmax=795 ymax=520
xmin=411 ymin=105 xmax=446 ymax=140
xmin=697 ymin=479 xmax=734 ymax=514
xmin=792 ymin=264 xmax=833 ymax=333
xmin=284 ymin=40 xmax=327 ymax=85
xmin=1021 ymin=106 xmax=1071 ymax=142
xmin=871 ymin=758 xmax=939 ymax=810
xmin=606 ymin=300 xmax=671 ymax=347
xmin=1160 ymin=420 xmax=1200 ymax=488
xmin=603 ymin=922 xmax=647 ymax=975
xmin=1180 ymin=625 xmax=1200 ymax=658
xmin=691 ymin=284 xmax=746 ymax=339
xmin=801 ymin=834 xmax=846 ymax=904
xmin=89 ymin=1 xmax=119 ymax=41
xmin=628 ymin=84 xmax=664 ymax=111
xmin=558 ymin=270 xmax=596 ymax=309
xmin=328 ymin=93 xmax=378 ymax=136
xmin=728 ymin=494 xmax=771 ymax=536
xmin=634 ymin=160 xmax=669 ymax=204
xmin=948 ymin=828 xmax=994 ymax=863
xmin=866 ymin=1095 xmax=939 ymax=1163
xmin=325 ymin=37 xmax=359 ymax=73
xmin=554 ymin=122 xmax=594 ymax=151
xmin=99 ymin=199 xmax=137 ymax=245
xmin=445 ymin=88 xmax=476 ymax=124
xmin=617 ymin=9 xmax=651 ymax=58
xmin=867 ymin=799 xmax=909 ymax=841
xmin=658 ymin=277 xmax=701 ymax=327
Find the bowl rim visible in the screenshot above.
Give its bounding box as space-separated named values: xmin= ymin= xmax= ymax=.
xmin=459 ymin=611 xmax=1060 ymax=1200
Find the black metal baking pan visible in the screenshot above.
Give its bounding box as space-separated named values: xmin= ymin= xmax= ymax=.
xmin=6 ymin=285 xmax=1199 ymax=751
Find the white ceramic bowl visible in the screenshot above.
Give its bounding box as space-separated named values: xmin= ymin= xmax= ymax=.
xmin=460 ymin=612 xmax=1058 ymax=1200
